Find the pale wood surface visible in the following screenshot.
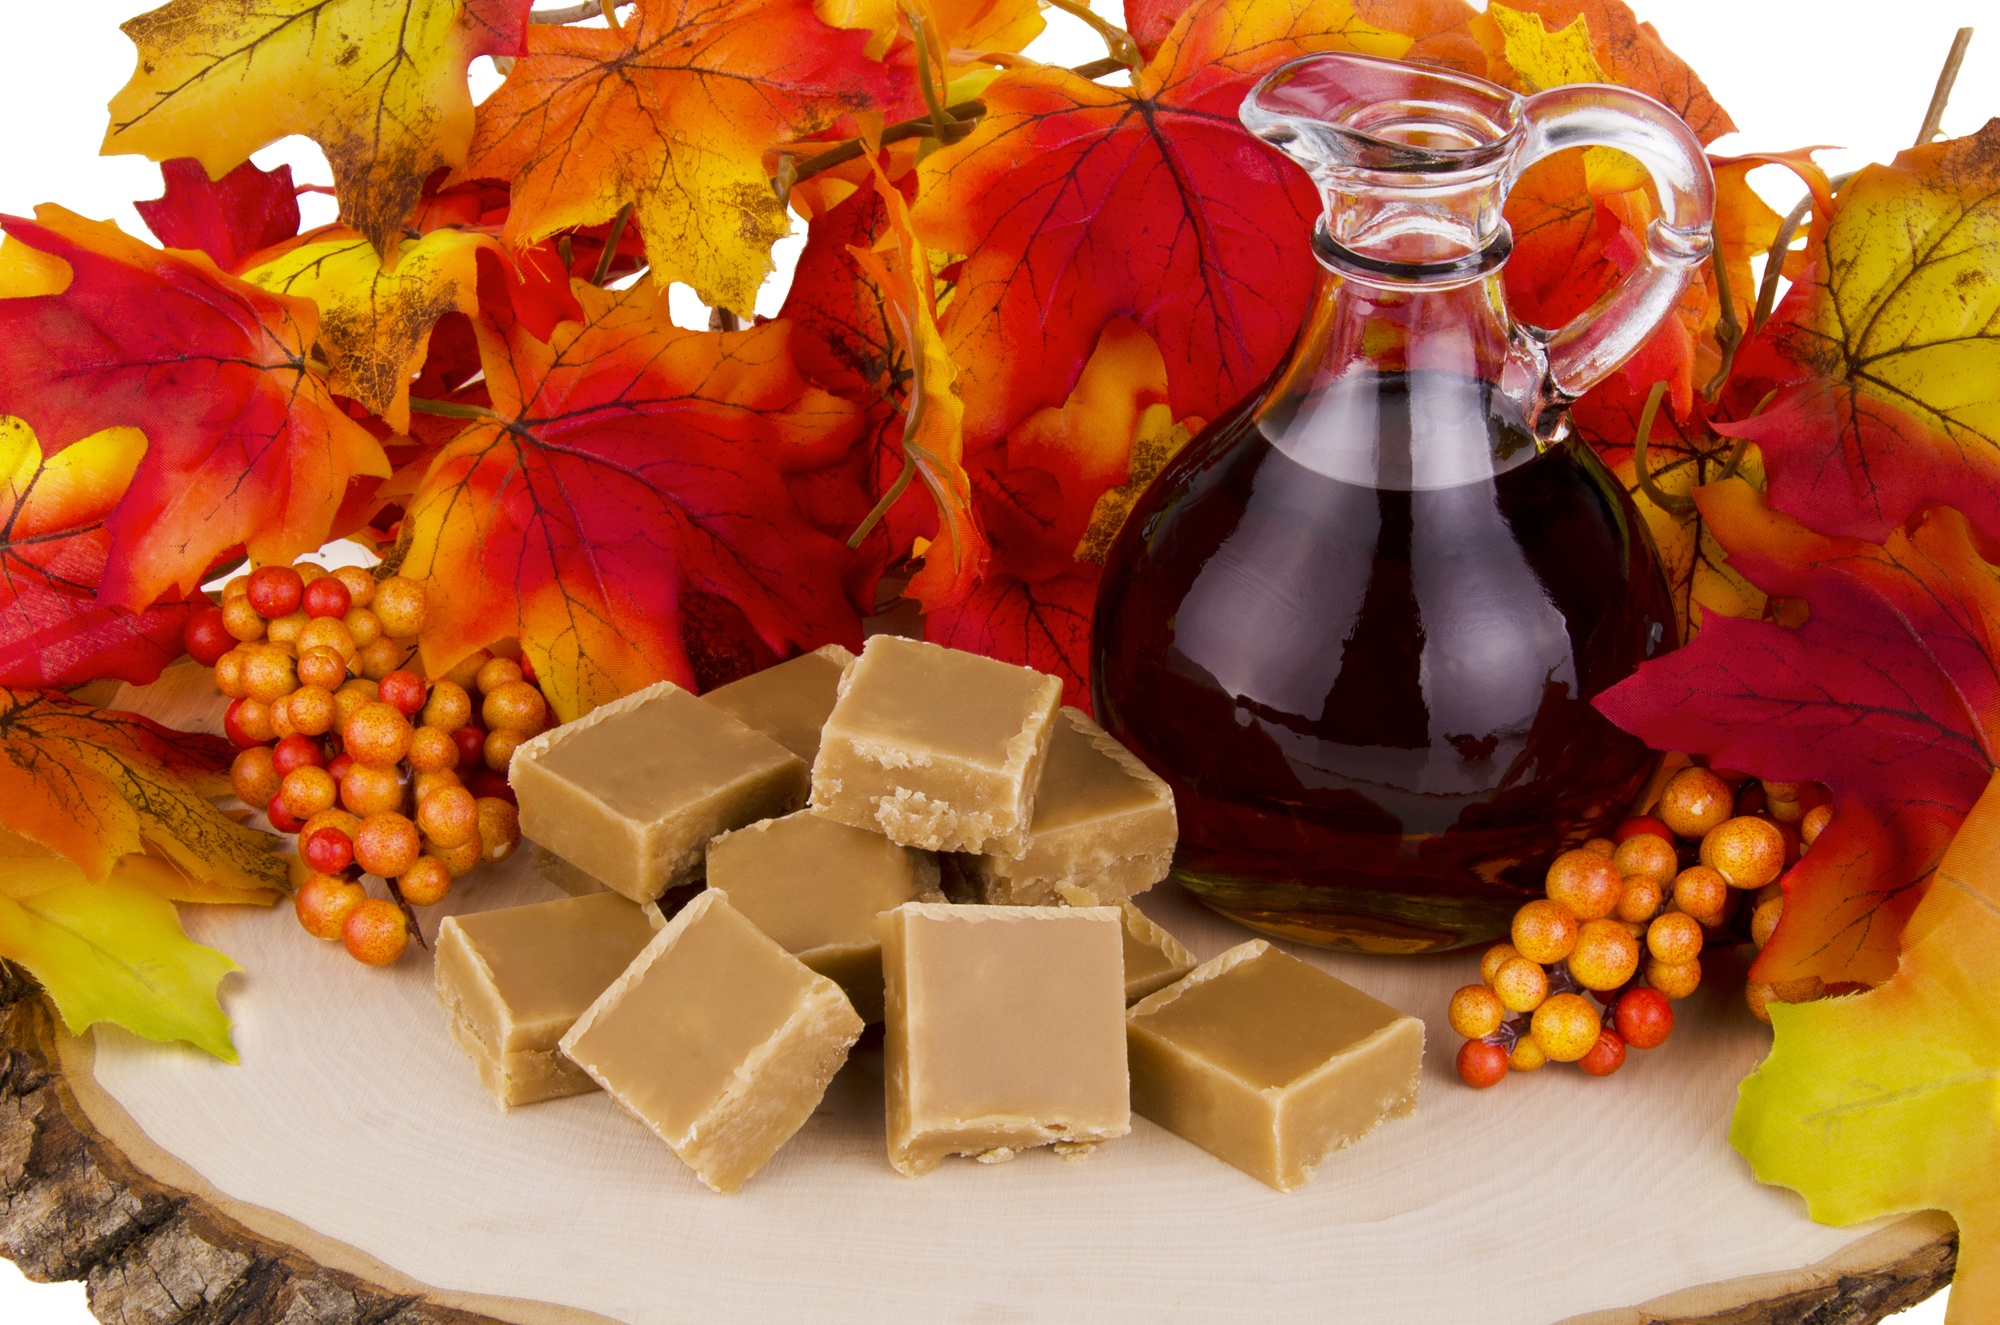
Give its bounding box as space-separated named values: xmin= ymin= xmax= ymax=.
xmin=0 ymin=663 xmax=1956 ymax=1323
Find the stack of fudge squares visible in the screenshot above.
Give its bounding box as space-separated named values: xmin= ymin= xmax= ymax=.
xmin=435 ymin=636 xmax=1423 ymax=1195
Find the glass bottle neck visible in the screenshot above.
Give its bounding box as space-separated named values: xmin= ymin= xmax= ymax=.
xmin=1251 ymin=261 xmax=1559 ymax=492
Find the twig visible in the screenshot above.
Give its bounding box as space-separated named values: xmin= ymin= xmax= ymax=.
xmin=408 ymin=397 xmax=502 ymax=422
xmin=385 ymin=878 xmax=429 ymax=952
xmin=1044 ymin=0 xmax=1143 ymax=73
xmin=592 ymin=204 xmax=631 ymax=286
xmin=790 ymin=101 xmax=986 ymax=185
xmin=709 ymin=307 xmax=740 ymax=332
xmin=529 ymin=0 xmax=633 ymax=22
xmin=1915 ymin=28 xmax=1974 ymax=146
xmin=1069 ymin=55 xmax=1130 ymax=80
xmin=1632 ymin=382 xmax=1695 ymax=515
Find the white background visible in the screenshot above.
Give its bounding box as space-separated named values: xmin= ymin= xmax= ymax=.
xmin=0 ymin=0 xmax=1983 ymax=1321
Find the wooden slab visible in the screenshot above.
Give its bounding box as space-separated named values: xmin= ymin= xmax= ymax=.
xmin=0 ymin=664 xmax=1958 ymax=1323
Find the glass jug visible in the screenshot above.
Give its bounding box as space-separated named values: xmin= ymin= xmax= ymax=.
xmin=1092 ymin=53 xmax=1713 ymax=953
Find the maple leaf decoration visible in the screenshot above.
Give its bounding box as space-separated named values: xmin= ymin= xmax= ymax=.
xmin=1719 ymin=120 xmax=2000 ymax=546
xmin=913 ymin=0 xmax=1463 ymax=443
xmin=103 ymin=0 xmax=532 ymax=257
xmin=461 ymin=0 xmax=903 ymax=319
xmin=1596 ymin=481 xmax=2000 ymax=986
xmin=135 ymin=158 xmax=302 ymax=274
xmin=0 ymin=689 xmax=286 ymax=896
xmin=0 ymin=208 xmax=391 ymax=609
xmin=1733 ymin=771 xmax=2000 ymax=1325
xmin=0 ymin=419 xmax=200 ymax=690
xmin=398 ymin=270 xmax=865 ymax=722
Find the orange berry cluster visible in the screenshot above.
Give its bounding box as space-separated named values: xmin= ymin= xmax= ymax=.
xmin=188 ymin=564 xmax=543 ymax=965
xmin=1450 ymin=766 xmax=1828 ymax=1089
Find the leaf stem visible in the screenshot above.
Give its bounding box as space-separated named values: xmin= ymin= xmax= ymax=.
xmin=1915 ymin=28 xmax=1974 ymax=146
xmin=789 ymin=101 xmax=986 ymax=186
xmin=592 ymin=204 xmax=632 ymax=286
xmin=599 ymin=0 xmax=621 ymax=32
xmin=1751 ymin=170 xmax=1854 ymax=333
xmin=850 ymin=353 xmax=930 ymax=548
xmin=1632 ymin=381 xmax=1695 ymax=515
xmin=1701 ymin=242 xmax=1740 ymax=403
xmin=407 ymin=397 xmax=502 ymax=422
xmin=1044 ymin=0 xmax=1143 ymax=74
xmin=906 ymin=8 xmax=958 ymax=142
xmin=708 ymin=307 xmax=740 ymax=332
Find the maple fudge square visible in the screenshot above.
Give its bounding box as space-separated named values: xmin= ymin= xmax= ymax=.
xmin=811 ymin=636 xmax=1063 ymax=855
xmin=1058 ymin=885 xmax=1196 ymax=1003
xmin=511 ymin=680 xmax=807 ymax=903
xmin=972 ymin=706 xmax=1177 ymax=905
xmin=706 ymin=810 xmax=940 ymax=1022
xmin=1127 ymin=941 xmax=1423 ymax=1193
xmin=435 ymin=893 xmax=662 ymax=1108
xmin=701 ymin=643 xmax=855 ymax=765
xmin=561 ymin=890 xmax=864 ymax=1194
xmin=882 ymin=903 xmax=1130 ymax=1175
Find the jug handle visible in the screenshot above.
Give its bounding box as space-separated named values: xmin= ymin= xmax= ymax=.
xmin=1507 ymin=85 xmax=1715 ymax=401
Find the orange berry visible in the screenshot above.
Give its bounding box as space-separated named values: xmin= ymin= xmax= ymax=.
xmin=230 ymin=697 xmax=278 ymax=745
xmin=299 ymin=808 xmax=361 ymax=844
xmin=1671 ymin=865 xmax=1730 ymax=925
xmin=343 ymin=701 xmax=413 ymax=767
xmin=431 ymin=832 xmax=483 ymax=878
xmin=1800 ymin=803 xmax=1832 ymax=847
xmin=279 ymin=765 xmax=338 ymax=820
xmin=286 ymin=685 xmax=338 ymax=737
xmin=332 ymin=565 xmax=375 ymax=608
xmin=373 ymin=576 xmax=428 ymax=639
xmin=220 ymin=573 xmax=250 ymax=602
xmin=482 ymin=680 xmax=547 ymax=736
xmin=1582 ymin=837 xmax=1616 ymax=858
xmin=1700 ymin=816 xmax=1786 ymax=890
xmin=354 ymin=812 xmax=422 ymax=878
xmin=412 ymin=768 xmax=462 ymax=804
xmin=476 ymin=797 xmax=520 ymax=862
xmin=1508 ymin=1035 xmax=1547 ymax=1072
xmin=1614 ymin=875 xmax=1664 ymax=925
xmin=291 ymin=561 xmax=328 ymax=586
xmin=222 ymin=595 xmax=267 ymax=641
xmin=340 ymin=762 xmax=405 ymax=817
xmin=342 ymin=898 xmax=410 ymax=965
xmin=484 ymin=727 xmax=524 ymax=774
xmin=417 ymin=785 xmax=479 ymax=849
xmin=399 ymin=856 xmax=453 ymax=907
xmin=1448 ymin=984 xmax=1505 ymax=1039
xmin=269 ymin=698 xmax=298 ymax=740
xmin=265 ymin=610 xmax=310 ymax=647
xmin=1491 ymin=956 xmax=1548 ymax=1013
xmin=1511 ymin=899 xmax=1578 ymax=965
xmin=1544 ymin=849 xmax=1621 ymax=920
xmin=1745 ymin=981 xmax=1776 ymax=1023
xmin=1771 ymin=974 xmax=1827 ymax=1004
xmin=1751 ymin=895 xmax=1784 ymax=948
xmin=1530 ymin=992 xmax=1601 ymax=1062
xmin=298 ymin=616 xmax=357 ymax=664
xmin=1568 ymin=918 xmax=1641 ymax=991
xmin=407 ymin=725 xmax=459 ymax=774
xmin=419 ymin=680 xmax=472 ymax=732
xmin=213 ymin=646 xmax=251 ymax=698
xmin=344 ymin=605 xmax=383 ymax=649
xmin=1612 ymin=832 xmax=1678 ymax=886
xmin=296 ymin=645 xmax=348 ymax=692
xmin=1647 ymin=956 xmax=1703 ymax=999
xmin=475 ymin=655 xmax=524 ymax=695
xmin=1647 ymin=911 xmax=1705 ymax=965
xmin=1479 ymin=942 xmax=1521 ymax=987
xmin=230 ymin=746 xmax=282 ymax=809
xmin=295 ymin=872 xmax=367 ymax=941
xmin=1657 ymin=767 xmax=1734 ymax=839
xmin=445 ymin=648 xmax=492 ymax=691
xmin=356 ymin=635 xmax=407 ymax=682
xmin=240 ymin=648 xmax=298 ymax=703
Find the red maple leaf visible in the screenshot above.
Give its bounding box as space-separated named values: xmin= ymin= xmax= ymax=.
xmin=926 ymin=565 xmax=1100 ymax=710
xmin=1596 ymin=480 xmax=2000 ymax=985
xmin=0 ymin=207 xmax=389 ymax=610
xmin=134 ymin=158 xmax=301 ymax=273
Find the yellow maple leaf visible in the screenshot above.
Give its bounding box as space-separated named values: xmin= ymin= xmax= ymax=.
xmin=244 ymin=228 xmax=494 ymax=431
xmin=0 ymin=829 xmax=281 ymax=909
xmin=102 ymin=0 xmax=525 ymax=257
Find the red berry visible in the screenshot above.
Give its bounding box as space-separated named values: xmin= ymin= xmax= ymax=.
xmin=1577 ymin=1027 xmax=1627 ymax=1077
xmin=327 ymin=751 xmax=355 ymax=785
xmin=303 ymin=826 xmax=355 ymax=874
xmin=465 ymin=767 xmax=516 ymax=804
xmin=517 ymin=652 xmax=536 ymax=684
xmin=1613 ymin=815 xmax=1675 ymax=845
xmin=378 ymin=669 xmax=428 ymax=717
xmin=271 ymin=733 xmax=326 ymax=777
xmin=450 ymin=724 xmax=487 ymax=768
xmin=224 ymin=697 xmax=268 ymax=748
xmin=183 ymin=606 xmax=234 ymax=666
xmin=1455 ymin=1040 xmax=1509 ymax=1089
xmin=1614 ymin=986 xmax=1675 ymax=1050
xmin=246 ymin=565 xmax=304 ymax=619
xmin=302 ymin=574 xmax=353 ymax=620
xmin=266 ymin=794 xmax=305 ymax=834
